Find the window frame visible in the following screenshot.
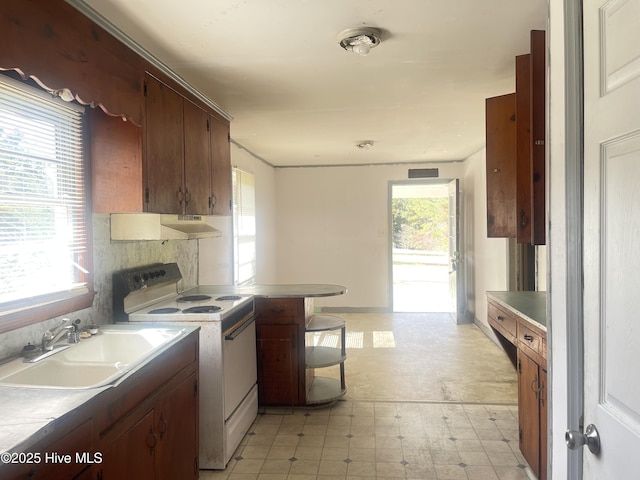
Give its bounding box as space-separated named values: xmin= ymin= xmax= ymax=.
xmin=0 ymin=74 xmax=95 ymax=334
xmin=232 ymin=167 xmax=256 ymax=286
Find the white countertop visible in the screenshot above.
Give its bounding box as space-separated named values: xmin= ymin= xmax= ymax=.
xmin=487 ymin=291 xmax=548 ymax=330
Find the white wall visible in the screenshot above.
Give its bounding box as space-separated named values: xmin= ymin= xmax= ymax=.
xmin=462 ymin=148 xmax=510 ymax=330
xmin=200 ymin=142 xmax=279 ymax=285
xmin=273 ymin=162 xmax=465 ymax=310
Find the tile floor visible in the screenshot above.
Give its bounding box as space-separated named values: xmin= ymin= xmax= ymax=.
xmin=201 ymin=313 xmax=532 ymax=480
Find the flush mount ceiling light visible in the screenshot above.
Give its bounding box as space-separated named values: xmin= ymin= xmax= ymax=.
xmin=338 ymin=27 xmax=382 ymax=56
xmin=356 ymin=141 xmax=374 ymax=150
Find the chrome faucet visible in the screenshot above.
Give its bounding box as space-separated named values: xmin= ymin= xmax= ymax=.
xmin=41 ymin=318 xmax=80 ymax=352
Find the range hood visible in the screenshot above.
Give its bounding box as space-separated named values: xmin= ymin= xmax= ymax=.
xmin=110 ymin=213 xmax=222 ymax=241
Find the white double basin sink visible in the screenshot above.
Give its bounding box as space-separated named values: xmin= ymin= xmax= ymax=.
xmin=0 ymin=326 xmax=186 ymax=389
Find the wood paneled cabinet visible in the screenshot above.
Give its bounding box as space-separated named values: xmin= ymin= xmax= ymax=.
xmin=486 ymin=93 xmax=517 ymax=238
xmin=255 ymin=297 xmax=313 ymax=406
xmin=209 ymin=114 xmax=233 ymax=215
xmin=486 ymin=30 xmax=546 ymax=244
xmin=144 ymin=74 xmax=212 ymax=215
xmin=100 ymin=372 xmax=199 ymax=480
xmin=518 ymin=350 xmax=547 ymax=480
xmin=256 ymin=323 xmax=300 ymax=405
xmin=488 ymin=298 xmax=547 ymax=480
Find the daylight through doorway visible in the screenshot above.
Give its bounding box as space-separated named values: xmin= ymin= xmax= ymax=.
xmin=391 ymin=182 xmax=454 ymax=313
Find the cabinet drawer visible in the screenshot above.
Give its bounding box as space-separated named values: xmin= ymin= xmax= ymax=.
xmin=488 ymin=302 xmax=517 ymax=340
xmin=519 ymin=322 xmax=543 ymax=357
xmin=255 ymin=298 xmax=304 ymax=323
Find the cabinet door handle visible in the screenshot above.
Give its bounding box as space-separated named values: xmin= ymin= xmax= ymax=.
xmin=158 ymin=414 xmax=168 ymax=439
xmin=270 ymin=308 xmax=285 ymax=314
xmin=523 ymin=334 xmax=534 ymax=342
xmin=146 ymin=426 xmax=157 ymax=453
xmin=184 ymin=188 xmax=191 ymax=206
xmin=177 ymin=187 xmax=185 ymax=205
xmin=531 ymin=376 xmax=541 ymax=399
xmin=497 ymin=315 xmax=505 ymax=321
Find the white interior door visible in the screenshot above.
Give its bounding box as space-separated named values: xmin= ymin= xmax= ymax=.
xmin=582 ymin=0 xmax=640 ymax=476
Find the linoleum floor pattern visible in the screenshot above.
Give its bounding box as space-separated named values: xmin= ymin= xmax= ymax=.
xmin=201 ymin=313 xmax=530 ymax=480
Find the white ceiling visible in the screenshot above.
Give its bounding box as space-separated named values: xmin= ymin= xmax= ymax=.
xmin=77 ymin=0 xmax=547 ymax=167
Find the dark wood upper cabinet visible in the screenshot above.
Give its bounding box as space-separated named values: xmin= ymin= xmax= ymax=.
xmin=486 ymin=30 xmax=546 ymax=244
xmin=516 ymin=54 xmax=533 ymax=243
xmin=144 ymin=74 xmax=232 ymax=216
xmin=530 ymin=30 xmax=546 ymax=245
xmin=144 ymin=75 xmax=186 ymax=214
xmin=90 ymin=109 xmax=144 ymax=213
xmin=209 ymin=115 xmax=233 ymax=215
xmin=183 ymin=99 xmax=212 ymax=215
xmin=486 ymin=93 xmax=517 ymax=238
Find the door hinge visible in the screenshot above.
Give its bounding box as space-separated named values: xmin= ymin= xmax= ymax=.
xmin=519 ymin=427 xmax=523 ymax=442
xmin=143 ymin=81 xmax=147 ymax=97
xmin=194 ymin=378 xmax=198 ymax=397
xmin=145 ymin=187 xmax=150 ymax=203
xmin=194 ymin=457 xmax=199 ymax=475
xmin=227 ymin=132 xmax=230 ymax=142
xmin=207 ymin=118 xmax=210 ymax=132
xmin=517 ymin=359 xmax=521 ymax=374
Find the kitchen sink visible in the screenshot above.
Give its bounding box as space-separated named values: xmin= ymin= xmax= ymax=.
xmin=0 ymin=326 xmax=186 ymax=389
xmin=62 ymin=327 xmax=184 ymax=364
xmin=0 ymin=359 xmax=123 ymax=389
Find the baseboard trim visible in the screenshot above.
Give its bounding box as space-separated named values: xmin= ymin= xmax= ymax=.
xmin=318 ymin=307 xmax=391 ymax=314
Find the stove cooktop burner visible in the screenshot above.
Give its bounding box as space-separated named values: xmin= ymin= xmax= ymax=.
xmin=215 ymin=295 xmax=243 ymax=301
xmin=182 ymin=305 xmax=222 ymax=314
xmin=148 ymin=307 xmax=182 ymax=314
xmin=177 ymin=294 xmax=212 ymax=302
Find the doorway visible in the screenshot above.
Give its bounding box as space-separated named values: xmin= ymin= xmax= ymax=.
xmin=390 ymin=181 xmax=461 ymax=314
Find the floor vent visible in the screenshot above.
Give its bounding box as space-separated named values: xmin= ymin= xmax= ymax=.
xmin=408 ymin=168 xmax=439 ymax=178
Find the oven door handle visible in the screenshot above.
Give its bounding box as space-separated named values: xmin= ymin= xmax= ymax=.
xmin=224 ymin=314 xmax=256 ymax=341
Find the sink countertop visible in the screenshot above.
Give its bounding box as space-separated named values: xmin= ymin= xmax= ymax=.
xmin=0 ymin=324 xmax=199 ymax=454
xmin=190 ymin=283 xmax=347 ymax=298
xmin=487 ymin=291 xmax=548 ymax=330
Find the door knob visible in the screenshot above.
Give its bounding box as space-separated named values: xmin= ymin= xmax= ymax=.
xmin=565 ymin=424 xmax=601 ymax=454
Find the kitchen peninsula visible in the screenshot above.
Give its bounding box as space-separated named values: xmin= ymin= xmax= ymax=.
xmin=190 ymin=284 xmax=347 ymax=407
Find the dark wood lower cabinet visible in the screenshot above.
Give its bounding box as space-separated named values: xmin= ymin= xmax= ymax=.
xmin=256 ymin=324 xmax=299 ymax=406
xmin=518 ymin=350 xmax=542 ymax=479
xmin=100 ymin=372 xmax=198 ymax=480
xmin=254 ymin=297 xmax=313 ymax=406
xmin=101 ymin=411 xmax=156 ymax=480
xmin=539 ymin=368 xmax=548 ymax=480
xmin=488 ymin=295 xmax=547 ymax=479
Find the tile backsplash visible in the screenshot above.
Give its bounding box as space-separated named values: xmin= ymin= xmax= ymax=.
xmin=0 ymin=214 xmax=199 ymax=359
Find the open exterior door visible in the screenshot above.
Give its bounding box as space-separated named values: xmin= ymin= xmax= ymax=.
xmin=577 ymin=0 xmax=640 ymax=476
xmin=447 ymin=179 xmax=465 ymax=323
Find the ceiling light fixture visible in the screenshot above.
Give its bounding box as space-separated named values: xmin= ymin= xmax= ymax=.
xmin=356 ymin=141 xmax=374 ymax=150
xmin=338 ymin=27 xmax=382 ymax=56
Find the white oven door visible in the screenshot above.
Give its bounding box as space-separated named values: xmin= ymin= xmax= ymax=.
xmin=222 ymin=314 xmax=257 ymax=420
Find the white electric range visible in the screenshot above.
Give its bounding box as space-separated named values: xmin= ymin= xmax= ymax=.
xmin=113 ymin=263 xmax=257 ymax=470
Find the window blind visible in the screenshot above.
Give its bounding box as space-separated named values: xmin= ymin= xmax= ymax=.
xmin=0 ymin=75 xmax=89 ymax=305
xmin=232 ymin=168 xmax=256 ymax=285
